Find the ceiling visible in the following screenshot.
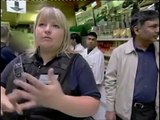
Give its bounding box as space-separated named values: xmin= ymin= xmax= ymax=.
xmin=1 ymin=0 xmax=156 ymax=27
xmin=1 ymin=0 xmax=96 ymax=26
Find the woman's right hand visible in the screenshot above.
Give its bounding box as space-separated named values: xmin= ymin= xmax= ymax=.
xmin=1 ymin=89 xmax=14 ymax=115
xmin=1 ymin=87 xmax=22 ymax=116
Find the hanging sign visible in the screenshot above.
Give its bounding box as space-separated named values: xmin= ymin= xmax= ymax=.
xmin=6 ymin=0 xmax=26 ymax=14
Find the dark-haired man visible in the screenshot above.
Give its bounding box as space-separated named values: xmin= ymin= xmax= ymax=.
xmin=70 ymin=33 xmax=85 ymax=54
xmin=105 ymin=10 xmax=159 ymax=120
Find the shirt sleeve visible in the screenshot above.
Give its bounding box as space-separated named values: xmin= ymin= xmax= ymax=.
xmin=105 ymin=49 xmax=118 ymax=111
xmin=69 ymin=54 xmax=101 ymax=100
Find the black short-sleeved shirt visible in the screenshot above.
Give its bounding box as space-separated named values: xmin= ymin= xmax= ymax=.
xmin=1 ymin=53 xmax=101 ymax=119
xmin=1 ymin=53 xmax=101 ymax=99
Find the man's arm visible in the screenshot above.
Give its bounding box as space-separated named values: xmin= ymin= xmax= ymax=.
xmin=105 ymin=49 xmax=118 ymax=116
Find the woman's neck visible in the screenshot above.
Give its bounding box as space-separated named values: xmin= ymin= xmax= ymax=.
xmin=40 ymin=50 xmax=57 ymax=65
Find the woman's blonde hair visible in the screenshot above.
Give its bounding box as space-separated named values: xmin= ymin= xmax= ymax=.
xmin=31 ymin=6 xmax=73 ymax=56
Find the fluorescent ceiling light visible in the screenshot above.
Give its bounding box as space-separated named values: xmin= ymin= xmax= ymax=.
xmin=91 ymin=1 xmax=97 ymax=8
xmin=76 ymin=11 xmax=82 ymax=16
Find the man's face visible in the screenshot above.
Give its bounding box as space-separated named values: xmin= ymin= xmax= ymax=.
xmin=86 ymin=35 xmax=97 ymax=49
xmin=136 ymin=19 xmax=159 ymax=43
xmin=71 ymin=39 xmax=76 ymax=46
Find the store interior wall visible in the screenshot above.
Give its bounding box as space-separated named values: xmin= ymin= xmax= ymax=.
xmin=1 ymin=1 xmax=76 ymax=27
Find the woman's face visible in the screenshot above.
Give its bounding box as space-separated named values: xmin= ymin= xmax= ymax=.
xmin=34 ymin=16 xmax=64 ymax=52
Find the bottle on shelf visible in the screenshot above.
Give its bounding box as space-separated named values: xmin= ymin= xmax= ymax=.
xmin=112 ymin=16 xmax=120 ymax=38
xmin=125 ymin=13 xmax=131 ymax=38
xmin=119 ymin=14 xmax=127 ymax=38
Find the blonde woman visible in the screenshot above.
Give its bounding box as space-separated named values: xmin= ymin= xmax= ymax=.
xmin=1 ymin=7 xmax=100 ymax=120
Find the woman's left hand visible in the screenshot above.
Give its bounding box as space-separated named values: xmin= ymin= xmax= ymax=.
xmin=10 ymin=68 xmax=65 ymax=110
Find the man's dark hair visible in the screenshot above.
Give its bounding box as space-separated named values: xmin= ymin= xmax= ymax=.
xmin=70 ymin=33 xmax=82 ymax=44
xmin=87 ymin=32 xmax=97 ymax=39
xmin=130 ymin=10 xmax=159 ymax=38
xmin=1 ymin=26 xmax=9 ymax=39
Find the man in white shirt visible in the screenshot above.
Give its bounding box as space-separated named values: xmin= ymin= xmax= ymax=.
xmin=81 ymin=32 xmax=106 ymax=120
xmin=70 ymin=33 xmax=85 ymax=53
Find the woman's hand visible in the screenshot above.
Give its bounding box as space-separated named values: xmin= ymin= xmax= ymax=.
xmin=11 ymin=68 xmax=65 ymax=110
xmin=1 ymin=87 xmax=22 ymax=115
xmin=1 ymin=93 xmax=14 ymax=115
xmin=9 ymin=68 xmax=100 ymax=117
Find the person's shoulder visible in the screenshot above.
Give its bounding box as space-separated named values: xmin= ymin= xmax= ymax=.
xmin=59 ymin=53 xmax=84 ymax=66
xmin=1 ymin=46 xmax=12 ymax=52
xmin=97 ymin=48 xmax=104 ymax=53
xmin=71 ymin=53 xmax=85 ymax=62
xmin=94 ymin=47 xmax=104 ymax=56
xmin=80 ymin=44 xmax=85 ymax=49
xmin=80 ymin=48 xmax=87 ymax=54
xmin=11 ymin=53 xmax=32 ymax=65
xmin=70 ymin=53 xmax=88 ymax=66
xmin=112 ymin=40 xmax=131 ymax=53
xmin=70 ymin=53 xmax=92 ymax=75
xmin=1 ymin=46 xmax=16 ymax=58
